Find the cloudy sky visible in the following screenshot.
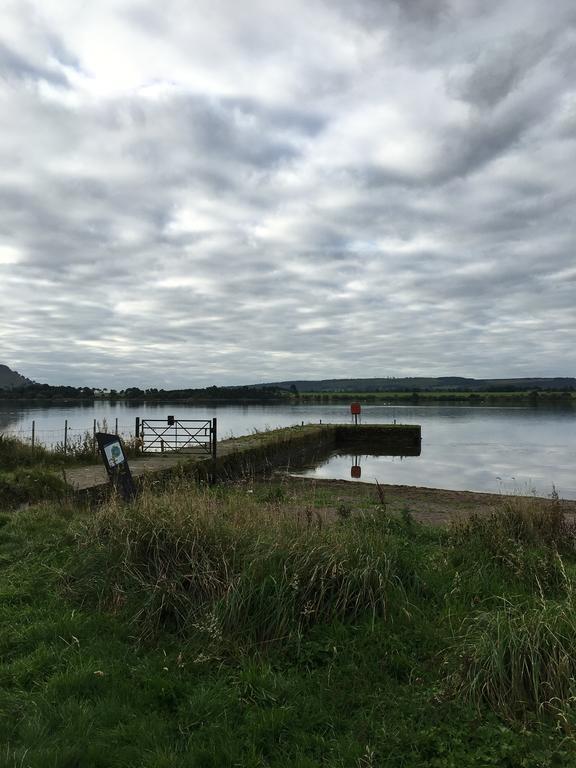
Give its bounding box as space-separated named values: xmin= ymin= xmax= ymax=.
xmin=1 ymin=0 xmax=575 ymax=387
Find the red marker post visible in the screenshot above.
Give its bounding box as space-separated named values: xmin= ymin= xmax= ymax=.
xmin=351 ymin=402 xmax=361 ymax=425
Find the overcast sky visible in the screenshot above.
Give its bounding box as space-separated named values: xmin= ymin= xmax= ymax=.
xmin=1 ymin=0 xmax=575 ymax=387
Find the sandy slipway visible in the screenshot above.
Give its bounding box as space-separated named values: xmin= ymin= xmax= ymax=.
xmin=279 ymin=476 xmax=576 ymax=526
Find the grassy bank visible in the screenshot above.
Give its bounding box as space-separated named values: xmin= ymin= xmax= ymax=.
xmin=2 ymin=477 xmax=576 ymax=766
xmin=0 ymin=433 xmax=144 ymax=507
xmin=0 ymin=434 xmax=76 ymax=507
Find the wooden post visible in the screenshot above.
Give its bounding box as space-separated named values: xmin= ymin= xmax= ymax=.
xmin=64 ymin=419 xmax=68 ymax=456
xmin=212 ymin=417 xmax=217 ymax=460
xmin=93 ymin=419 xmax=97 ymax=453
xmin=31 ymin=420 xmax=35 ymax=449
xmin=135 ymin=417 xmax=140 ymax=451
xmin=115 ymin=417 xmax=118 ymax=436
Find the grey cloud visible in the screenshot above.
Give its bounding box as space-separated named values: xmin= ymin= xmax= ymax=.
xmin=448 ymin=33 xmax=554 ymax=109
xmin=0 ymin=41 xmax=69 ymax=85
xmin=332 ymin=0 xmax=450 ymax=31
xmin=0 ymin=0 xmax=574 ymax=386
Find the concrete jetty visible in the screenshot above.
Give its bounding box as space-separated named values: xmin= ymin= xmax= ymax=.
xmin=66 ymin=423 xmax=421 ymax=492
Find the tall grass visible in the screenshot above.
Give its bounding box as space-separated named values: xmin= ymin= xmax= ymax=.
xmin=0 ymin=433 xmax=56 ymax=469
xmin=448 ymin=496 xmax=576 ymax=598
xmin=448 ymin=496 xmax=576 ymax=720
xmin=70 ymin=481 xmax=414 ymax=646
xmin=451 ymin=494 xmax=575 ymax=553
xmin=0 ymin=435 xmax=70 ymax=506
xmin=453 ymin=597 xmax=576 ymax=720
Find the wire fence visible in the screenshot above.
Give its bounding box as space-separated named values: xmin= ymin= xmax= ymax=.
xmin=1 ymin=418 xmax=138 ymax=454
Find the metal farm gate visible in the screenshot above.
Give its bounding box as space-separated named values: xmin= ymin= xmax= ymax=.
xmin=138 ymin=417 xmax=217 ymax=458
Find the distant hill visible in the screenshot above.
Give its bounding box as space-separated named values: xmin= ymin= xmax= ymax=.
xmin=255 ymin=377 xmax=576 ymax=393
xmin=0 ymin=364 xmax=33 ymax=390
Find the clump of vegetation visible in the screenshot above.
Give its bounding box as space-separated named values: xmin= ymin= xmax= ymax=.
xmin=52 ymin=420 xmax=141 ymax=461
xmin=445 ymin=497 xmax=576 ymax=721
xmin=0 ymin=435 xmax=72 ymax=506
xmin=0 ymin=466 xmax=69 ymax=507
xmin=70 ymin=483 xmax=413 ymax=645
xmin=447 ymin=497 xmax=576 ymax=599
xmin=0 ymin=433 xmax=56 ymax=470
xmin=452 ymin=597 xmax=576 ymax=721
xmin=451 ymin=495 xmax=575 ymax=554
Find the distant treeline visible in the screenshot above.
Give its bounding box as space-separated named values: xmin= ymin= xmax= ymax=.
xmin=0 ymin=383 xmax=290 ymax=402
xmin=0 ymin=384 xmax=95 ymax=400
xmin=298 ymin=390 xmax=575 ymax=404
xmin=2 ymin=380 xmax=575 ymax=404
xmin=261 ymin=376 xmax=576 ymax=393
xmin=120 ymin=385 xmax=289 ymax=402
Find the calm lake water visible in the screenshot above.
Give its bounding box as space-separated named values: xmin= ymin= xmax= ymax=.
xmin=1 ymin=400 xmax=575 ymax=499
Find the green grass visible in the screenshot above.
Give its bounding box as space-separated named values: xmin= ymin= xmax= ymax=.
xmin=0 ymin=434 xmax=144 ymax=508
xmin=2 ymin=482 xmax=576 ymax=766
xmin=0 ymin=435 xmax=78 ymax=508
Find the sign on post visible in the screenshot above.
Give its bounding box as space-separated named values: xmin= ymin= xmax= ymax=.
xmin=96 ymin=432 xmax=137 ymax=501
xmin=351 ymin=402 xmax=361 ymax=425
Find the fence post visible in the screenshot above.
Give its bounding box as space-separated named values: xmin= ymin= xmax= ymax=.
xmin=135 ymin=417 xmax=140 ymax=452
xmin=115 ymin=417 xmax=118 ymax=436
xmin=93 ymin=419 xmax=97 ymax=454
xmin=64 ymin=420 xmax=68 ymax=457
xmin=212 ymin=417 xmax=217 ymax=460
xmin=31 ymin=420 xmax=35 ymax=449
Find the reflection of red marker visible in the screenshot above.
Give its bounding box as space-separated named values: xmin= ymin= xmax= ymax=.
xmin=351 ymin=465 xmax=361 ymax=479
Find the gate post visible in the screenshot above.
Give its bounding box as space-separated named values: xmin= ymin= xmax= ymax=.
xmin=135 ymin=417 xmax=140 ymax=452
xmin=212 ymin=418 xmax=217 ymax=460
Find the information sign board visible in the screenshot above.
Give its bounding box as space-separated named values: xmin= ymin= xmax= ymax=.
xmin=96 ymin=432 xmax=136 ymax=501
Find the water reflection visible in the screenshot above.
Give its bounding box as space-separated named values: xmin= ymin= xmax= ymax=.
xmin=347 ymin=452 xmax=420 ymax=481
xmin=294 ymin=446 xmax=575 ymax=500
xmin=0 ymin=405 xmax=33 ymax=434
xmin=296 ymin=441 xmax=423 ymax=484
xmin=351 ymin=457 xmax=361 ymax=479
